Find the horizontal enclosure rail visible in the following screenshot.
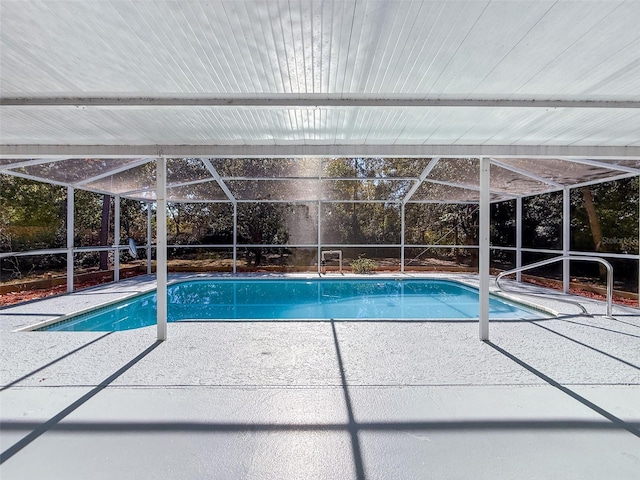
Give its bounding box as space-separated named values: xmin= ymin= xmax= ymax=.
xmin=496 ymin=255 xmax=614 ymax=317
xmin=0 ymin=245 xmax=152 ymax=259
xmin=491 ymin=246 xmax=639 ymax=260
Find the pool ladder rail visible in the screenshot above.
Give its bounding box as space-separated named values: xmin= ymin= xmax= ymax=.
xmin=321 ymin=250 xmax=343 ymax=275
xmin=495 ymin=255 xmax=613 ymax=318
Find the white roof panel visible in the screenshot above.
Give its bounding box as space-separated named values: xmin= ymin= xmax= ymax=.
xmin=1 ymin=0 xmax=639 ymax=198
xmin=2 ymin=1 xmax=638 ymax=99
xmin=1 ymin=106 xmax=638 ymax=148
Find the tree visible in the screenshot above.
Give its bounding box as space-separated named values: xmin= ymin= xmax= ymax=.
xmin=0 ymin=175 xmax=66 ymax=278
xmin=322 ymin=158 xmax=406 ymax=245
xmin=0 ymin=174 xmax=66 ymax=252
xmin=571 ymin=177 xmax=639 ymax=283
xmin=237 ymin=202 xmax=289 ymax=266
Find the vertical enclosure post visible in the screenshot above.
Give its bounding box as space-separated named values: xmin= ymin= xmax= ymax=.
xmin=66 ymin=186 xmax=74 ymax=293
xmin=146 ymin=202 xmax=152 ymax=274
xmin=317 ymin=201 xmax=322 ymax=274
xmin=479 ymin=158 xmax=490 ymax=341
xmin=638 ymin=176 xmax=639 ymax=308
xmin=563 ymin=187 xmax=570 ymax=293
xmin=233 ymin=202 xmax=237 ymax=274
xmin=516 ymin=196 xmax=522 ymax=282
xmin=156 ymin=157 xmax=167 ymax=341
xmin=401 ymin=203 xmax=405 ymax=273
xmin=114 ymin=194 xmax=120 ymax=283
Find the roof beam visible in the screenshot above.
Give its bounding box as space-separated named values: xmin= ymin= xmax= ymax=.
xmin=489 ymin=158 xmax=564 ymax=188
xmin=118 ymin=176 xmax=220 ymax=197
xmin=3 ymin=144 xmax=640 ymax=159
xmin=73 ymin=158 xmax=154 ymax=186
xmin=220 ymin=176 xmax=419 ymax=181
xmin=2 ymin=96 xmax=640 ymax=109
xmin=560 ymin=158 xmax=640 ymax=175
xmin=421 ymin=178 xmax=516 ymax=199
xmin=1 ymin=168 xmax=120 ymax=197
xmin=570 ymin=172 xmax=638 ymax=189
xmin=0 ymin=157 xmax=71 ymax=171
xmin=403 ymin=158 xmax=440 ymax=204
xmin=202 ymin=158 xmax=236 ymax=202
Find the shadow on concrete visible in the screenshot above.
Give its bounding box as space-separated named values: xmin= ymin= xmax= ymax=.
xmin=2 ymin=334 xmax=638 ymax=476
xmin=530 ymin=321 xmax=640 ymax=370
xmin=606 ymin=315 xmax=640 ymax=329
xmin=2 ymin=419 xmax=637 ymax=433
xmin=555 ymin=317 xmax=640 ymax=339
xmin=331 ymin=319 xmax=366 ymax=480
xmin=485 ymin=340 xmax=640 ymax=439
xmin=0 ymin=332 xmax=113 ymax=391
xmin=0 ymin=341 xmax=162 ymax=464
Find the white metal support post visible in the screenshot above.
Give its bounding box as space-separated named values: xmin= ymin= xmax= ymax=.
xmin=114 ymin=194 xmax=120 ymax=282
xmin=233 ymin=202 xmax=237 ymax=274
xmin=638 ymin=176 xmax=639 ymax=308
xmin=156 ymin=157 xmax=167 ymax=341
xmin=479 ymin=158 xmax=490 ymax=341
xmin=146 ymin=202 xmax=152 ymax=274
xmin=317 ymin=160 xmax=323 ymax=275
xmin=516 ymin=196 xmax=522 ymax=282
xmin=66 ymin=186 xmax=74 ymax=293
xmin=317 ymin=201 xmax=322 ymax=274
xmin=401 ymin=203 xmax=405 ymax=273
xmin=563 ymin=188 xmax=570 ymax=293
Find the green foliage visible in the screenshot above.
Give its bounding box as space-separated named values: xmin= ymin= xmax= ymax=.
xmin=523 ymin=192 xmax=563 ymax=249
xmin=237 ymin=203 xmax=290 ymax=266
xmin=322 ymin=158 xmax=406 ymax=244
xmin=237 ymin=202 xmax=289 ymax=245
xmin=2 ymin=159 xmax=638 ymax=285
xmin=571 ymin=177 xmax=638 ymax=254
xmin=74 ymin=191 xmax=110 ymax=247
xmin=0 ymin=174 xmax=66 ymax=252
xmin=0 ymin=174 xmax=153 ymax=278
xmin=491 ymin=200 xmax=516 ymax=247
xmin=404 ymin=203 xmax=479 ymax=246
xmin=351 ymin=255 xmax=376 ymax=274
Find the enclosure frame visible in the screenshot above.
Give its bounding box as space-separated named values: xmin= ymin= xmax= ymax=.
xmin=1 ymin=155 xmax=639 ymax=342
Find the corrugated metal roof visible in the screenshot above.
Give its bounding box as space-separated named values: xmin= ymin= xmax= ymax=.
xmin=1 ymin=0 xmax=639 ymax=152
xmin=0 ymin=1 xmax=638 ymax=201
xmin=2 ymin=1 xmax=639 ymax=98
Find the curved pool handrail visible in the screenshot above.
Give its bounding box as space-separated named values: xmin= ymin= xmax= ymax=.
xmin=495 ymin=255 xmax=613 ymax=318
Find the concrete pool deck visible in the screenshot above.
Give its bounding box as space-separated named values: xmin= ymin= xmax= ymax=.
xmin=1 ymin=273 xmax=639 ymax=479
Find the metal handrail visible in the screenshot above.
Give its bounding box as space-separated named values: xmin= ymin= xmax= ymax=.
xmin=321 ymin=250 xmax=343 ymax=274
xmin=495 ymin=255 xmax=613 ymax=317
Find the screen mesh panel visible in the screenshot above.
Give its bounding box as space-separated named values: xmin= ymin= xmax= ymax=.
xmin=15 ymin=158 xmax=145 ymax=185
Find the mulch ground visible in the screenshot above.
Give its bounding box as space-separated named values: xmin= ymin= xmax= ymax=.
xmin=520 ymin=276 xmax=638 ymax=307
xmin=0 ymin=270 xmax=144 ymax=307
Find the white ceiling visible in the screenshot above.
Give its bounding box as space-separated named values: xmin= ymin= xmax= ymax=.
xmin=1 ymin=0 xmax=639 ymax=156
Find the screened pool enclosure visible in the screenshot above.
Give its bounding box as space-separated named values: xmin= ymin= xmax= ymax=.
xmin=2 ymin=156 xmax=639 ymax=275
xmin=2 ymin=0 xmax=640 ymax=341
xmin=1 ymin=155 xmax=639 ymax=340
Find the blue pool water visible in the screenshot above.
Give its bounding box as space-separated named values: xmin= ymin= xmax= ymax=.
xmin=40 ymin=278 xmax=543 ymax=331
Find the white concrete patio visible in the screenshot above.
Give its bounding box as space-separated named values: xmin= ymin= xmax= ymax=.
xmin=1 ymin=275 xmax=639 ymax=479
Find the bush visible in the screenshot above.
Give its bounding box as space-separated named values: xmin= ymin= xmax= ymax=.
xmin=351 ymin=255 xmax=376 ymax=274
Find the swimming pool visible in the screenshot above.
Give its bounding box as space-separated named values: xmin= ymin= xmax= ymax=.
xmin=38 ymin=278 xmax=545 ymax=331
